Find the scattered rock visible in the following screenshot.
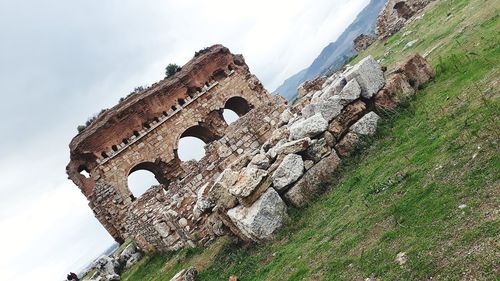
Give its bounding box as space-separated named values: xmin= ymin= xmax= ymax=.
xmin=394 ymin=53 xmax=435 ymax=90
xmin=272 ymin=154 xmax=304 ymax=191
xmin=118 ymin=243 xmax=137 ymax=264
xmin=269 ymin=137 xmax=311 ymax=159
xmin=227 ymin=188 xmax=288 ymax=241
xmin=374 ymin=73 xmax=415 ymax=110
xmin=289 ymin=113 xmax=328 ymax=140
xmin=350 ymin=112 xmax=381 ymax=136
xmin=353 ymin=34 xmax=376 ymax=52
xmin=208 ymin=169 xmax=239 ymax=209
xmin=335 ymin=132 xmax=360 ymax=157
xmin=125 ymin=252 xmax=142 ymax=269
xmin=250 ymin=153 xmax=271 ymax=170
xmin=170 ymin=267 xmax=198 ymax=281
xmin=229 ymin=275 xmax=239 ymax=281
xmin=337 ymin=78 xmax=362 ymax=105
xmin=229 ymin=167 xmax=268 ymax=198
xmin=403 ymin=39 xmax=418 ymax=50
xmin=344 ymin=56 xmax=385 ymax=99
xmin=458 ymin=204 xmax=467 ymax=209
xmin=328 ymin=100 xmax=367 ymax=139
xmin=304 ymin=138 xmax=331 ymax=163
xmin=395 ymin=252 xmax=407 ymax=266
xmin=301 ymin=97 xmax=344 ymax=122
xmin=284 ymin=152 xmax=341 ymax=207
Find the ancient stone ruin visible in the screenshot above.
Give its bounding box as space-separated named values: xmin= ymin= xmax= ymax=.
xmin=67 ymin=44 xmax=434 ymax=254
xmin=376 ymin=0 xmax=434 ymax=40
xmin=353 ymin=34 xmax=376 ymax=52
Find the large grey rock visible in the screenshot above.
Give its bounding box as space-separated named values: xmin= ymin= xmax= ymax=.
xmin=304 ymin=138 xmax=331 ymax=163
xmin=170 ymin=267 xmax=198 ymax=281
xmin=279 ymin=109 xmax=294 ymax=126
xmin=208 ymin=169 xmax=239 ymax=209
xmin=262 ymin=127 xmax=289 ymax=152
xmin=250 ymin=153 xmax=271 ymax=170
xmin=229 ymin=167 xmax=268 ymax=198
xmin=350 ymin=112 xmax=381 ymax=135
xmin=284 ymin=151 xmax=341 ymax=207
xmin=272 ymin=154 xmax=304 ymax=191
xmin=227 ymin=188 xmax=287 ymax=241
xmin=289 ymin=113 xmax=328 ymax=140
xmin=93 ymin=256 xmax=120 ymax=281
xmin=268 ymin=137 xmax=311 ymax=159
xmin=337 ymin=78 xmax=361 ymax=105
xmin=301 ymin=97 xmax=344 ymax=122
xmin=344 ymin=56 xmax=385 ymax=98
xmin=321 ymin=76 xmax=347 ymax=100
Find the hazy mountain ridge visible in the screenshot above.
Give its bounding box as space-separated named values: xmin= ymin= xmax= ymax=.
xmin=273 ymin=0 xmax=387 ymax=100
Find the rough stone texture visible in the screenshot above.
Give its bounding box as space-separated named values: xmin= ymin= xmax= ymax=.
xmin=118 ymin=243 xmax=138 ymax=264
xmin=353 ymin=34 xmax=376 ymax=52
xmin=335 ymin=132 xmax=360 ymax=157
xmin=229 ymin=167 xmax=268 ymax=198
xmin=320 ymin=76 xmax=347 ymax=101
xmin=350 ymin=112 xmax=381 ymax=136
xmin=262 ymin=127 xmax=290 ymax=152
xmin=393 ymin=53 xmax=435 ymax=90
xmin=170 ymin=267 xmax=198 ymax=281
xmin=278 ymin=109 xmax=294 ymax=126
xmin=250 ymin=153 xmax=271 ymax=170
xmin=125 ymin=252 xmax=142 ymax=269
xmin=272 ymin=154 xmax=304 ymax=191
xmin=337 ymin=79 xmax=362 ymax=105
xmin=304 ymin=138 xmax=331 ymax=163
xmin=268 ymin=137 xmax=311 ymax=159
xmin=289 ymin=113 xmax=328 ymax=140
xmin=376 ymin=0 xmax=433 ymax=40
xmin=374 ymin=73 xmax=415 ymax=110
xmin=297 ymin=76 xmax=327 ymax=99
xmin=284 ymin=152 xmax=341 ymax=207
xmin=208 ymin=169 xmax=239 ymax=210
xmin=91 ymin=256 xmax=120 ymax=281
xmin=344 ymin=56 xmax=385 ymax=99
xmin=227 ymin=188 xmax=287 ymax=241
xmin=328 ymin=100 xmax=368 ymax=140
xmin=301 ymin=97 xmax=344 ymax=122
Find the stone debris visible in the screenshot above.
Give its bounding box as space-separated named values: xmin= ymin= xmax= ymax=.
xmin=67 ymin=45 xmax=434 ymax=261
xmin=227 ymin=188 xmax=287 ymax=241
xmin=395 ymin=252 xmax=407 ymax=266
xmin=170 ymin=267 xmax=198 ymax=281
xmin=289 ymin=113 xmax=329 ymax=140
xmin=344 ymin=56 xmax=385 ymax=99
xmin=353 ymin=34 xmax=376 ymax=52
xmin=350 ymin=112 xmax=381 ymax=136
xmin=272 ymin=154 xmax=304 ymax=191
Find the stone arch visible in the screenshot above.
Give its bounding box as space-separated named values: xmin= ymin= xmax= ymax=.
xmin=127 ymin=161 xmax=169 ymax=200
xmin=224 ymin=96 xmax=252 ymax=117
xmin=176 ymin=121 xmax=224 ymax=161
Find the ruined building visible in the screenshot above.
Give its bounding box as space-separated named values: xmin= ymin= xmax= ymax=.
xmin=68 ymin=43 xmax=435 ymax=253
xmin=67 ymin=45 xmax=287 ymax=251
xmin=376 ymin=0 xmax=434 ymax=39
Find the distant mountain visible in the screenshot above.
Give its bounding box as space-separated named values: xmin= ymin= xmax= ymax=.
xmin=274 ymin=0 xmax=387 ymax=100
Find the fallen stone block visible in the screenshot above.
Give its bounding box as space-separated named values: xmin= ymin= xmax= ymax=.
xmin=268 ymin=137 xmax=311 ymax=159
xmin=208 ymin=169 xmax=239 ymax=209
xmin=335 ymin=132 xmax=360 ymax=157
xmin=350 ymin=112 xmax=381 ymax=136
xmin=229 ymin=167 xmax=268 ymax=198
xmin=289 ymin=113 xmax=328 ymax=140
xmin=301 ymin=97 xmax=344 ymax=122
xmin=344 ymin=56 xmax=385 ymax=98
xmin=374 ymin=73 xmax=415 ymax=110
xmin=272 ymin=154 xmax=304 ymax=191
xmin=303 ymin=138 xmax=331 ymax=163
xmin=284 ymin=151 xmax=341 ymax=207
xmin=394 ymin=53 xmax=435 ymax=90
xmin=170 ymin=267 xmax=198 ymax=281
xmin=250 ymin=153 xmax=271 ymax=170
xmin=328 ymin=100 xmax=367 ymax=140
xmin=227 ymin=188 xmax=288 ymax=241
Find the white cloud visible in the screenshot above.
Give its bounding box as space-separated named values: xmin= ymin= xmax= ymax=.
xmin=0 ymin=0 xmax=369 ymax=280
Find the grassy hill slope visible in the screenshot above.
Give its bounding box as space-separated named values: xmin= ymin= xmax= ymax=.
xmin=120 ymin=0 xmax=499 ymax=279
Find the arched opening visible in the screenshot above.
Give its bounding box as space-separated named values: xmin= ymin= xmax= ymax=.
xmin=171 ymin=105 xmax=177 ymax=111
xmin=122 ymin=138 xmax=129 ymax=145
xmin=78 ymin=165 xmax=90 ymax=178
xmin=223 ymin=109 xmax=239 ymax=124
xmin=112 ymin=145 xmax=118 ymax=152
xmin=101 ymin=152 xmax=109 ymax=158
xmin=224 ymin=96 xmax=252 ymax=117
xmin=128 ymin=162 xmax=168 ymax=199
xmin=177 ymin=125 xmax=221 ymax=161
xmin=133 ymin=130 xmax=140 ymax=137
xmin=178 ymin=98 xmax=185 ymax=106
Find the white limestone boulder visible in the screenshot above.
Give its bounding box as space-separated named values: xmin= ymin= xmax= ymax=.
xmin=337 ymin=78 xmax=361 ymax=105
xmin=344 ymin=56 xmax=385 ymax=98
xmin=301 ymin=97 xmax=344 ymax=122
xmin=250 ymin=153 xmax=271 ymax=170
xmin=229 ymin=167 xmax=268 ymax=198
xmin=289 ymin=113 xmax=328 ymax=140
xmin=227 ymin=188 xmax=287 ymax=241
xmin=350 ymin=112 xmax=381 ymax=135
xmin=272 ymin=154 xmax=304 ymax=191
xmin=267 ymin=137 xmax=311 ymax=159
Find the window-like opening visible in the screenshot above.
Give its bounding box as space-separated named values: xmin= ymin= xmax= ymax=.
xmin=393 ymin=1 xmax=413 ymax=19
xmin=171 ymin=105 xmax=177 ymax=111
xmin=212 ymin=69 xmax=227 ymax=80
xmin=223 ymin=109 xmax=239 ymax=124
xmin=143 ymin=122 xmax=151 ymax=129
xmin=101 ymin=152 xmax=109 ymax=158
xmin=224 ymin=96 xmax=252 ymax=117
xmin=177 ymin=125 xmax=221 ymax=161
xmin=163 ymin=111 xmax=168 ymax=116
xmin=78 ymin=165 xmax=90 ymax=178
xmin=128 ymin=162 xmax=168 ymax=199
xmin=178 ymin=98 xmax=185 ymax=106
xmin=133 ymin=130 xmax=140 ymax=137
xmin=228 ymin=65 xmax=233 ymax=71
xmin=122 ymin=138 xmax=129 ymax=145
xmin=112 ymin=145 xmax=118 ymax=152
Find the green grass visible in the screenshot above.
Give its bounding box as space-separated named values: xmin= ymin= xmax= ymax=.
xmin=122 ymin=0 xmax=499 ymax=279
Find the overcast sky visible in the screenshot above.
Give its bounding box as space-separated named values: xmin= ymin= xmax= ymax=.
xmin=0 ymin=0 xmax=370 ymax=280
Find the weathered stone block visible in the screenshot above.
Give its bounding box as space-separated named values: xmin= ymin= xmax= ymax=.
xmin=350 ymin=112 xmax=381 ymax=136
xmin=344 ymin=56 xmax=385 ymax=98
xmin=289 ymin=113 xmax=328 ymax=140
xmin=328 ymin=100 xmax=367 ymax=140
xmin=272 ymin=154 xmax=304 ymax=191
